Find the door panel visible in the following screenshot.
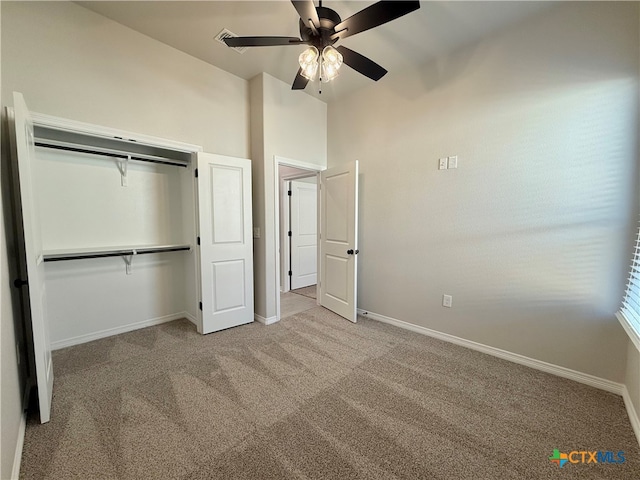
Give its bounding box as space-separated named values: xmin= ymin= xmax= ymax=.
xmin=197 ymin=153 xmax=253 ymax=333
xmin=320 ymin=161 xmax=358 ymax=322
xmin=325 ymin=255 xmax=348 ymax=301
xmin=9 ymin=92 xmax=54 ymax=423
xmin=211 ymin=166 xmax=244 ymax=243
xmin=290 ymin=180 xmax=317 ymax=289
xmin=212 ymin=260 xmax=246 ymax=311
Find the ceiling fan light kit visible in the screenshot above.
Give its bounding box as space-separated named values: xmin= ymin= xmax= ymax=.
xmin=222 ymin=0 xmax=421 ymax=91
xmin=299 ymin=46 xmax=319 ymax=79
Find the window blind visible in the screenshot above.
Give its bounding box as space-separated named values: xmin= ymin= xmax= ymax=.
xmin=621 ymin=228 xmax=640 ymax=338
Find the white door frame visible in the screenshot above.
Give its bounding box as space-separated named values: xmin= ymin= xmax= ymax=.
xmin=273 ymin=155 xmax=323 ymax=323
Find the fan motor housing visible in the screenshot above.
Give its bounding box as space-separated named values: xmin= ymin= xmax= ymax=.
xmin=299 ymin=6 xmax=341 ymax=49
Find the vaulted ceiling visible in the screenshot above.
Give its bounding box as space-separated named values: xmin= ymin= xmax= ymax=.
xmin=77 ymin=1 xmax=555 ymax=102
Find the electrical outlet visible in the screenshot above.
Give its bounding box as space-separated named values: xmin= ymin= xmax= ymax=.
xmin=253 ymin=227 xmax=260 ymax=239
xmin=438 ymin=158 xmax=448 ymax=170
xmin=448 ymin=155 xmax=458 ymax=169
xmin=442 ymin=294 xmax=453 ymax=308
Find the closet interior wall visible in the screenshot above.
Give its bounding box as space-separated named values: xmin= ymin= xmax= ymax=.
xmin=32 ymin=121 xmax=199 ymax=349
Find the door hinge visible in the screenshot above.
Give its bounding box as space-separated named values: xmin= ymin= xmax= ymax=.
xmin=199 ymin=301 xmax=203 ymax=311
xmin=197 ymin=236 xmax=200 ymax=245
xmin=195 ymin=168 xmax=198 ymax=178
xmin=288 ymin=190 xmax=292 ymax=196
xmin=288 ymin=231 xmax=292 ymax=237
xmin=288 ymin=270 xmax=292 ymax=276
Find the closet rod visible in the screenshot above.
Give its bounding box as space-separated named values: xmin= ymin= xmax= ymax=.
xmin=43 ymin=245 xmax=191 ymax=262
xmin=35 ymin=139 xmax=189 ymax=168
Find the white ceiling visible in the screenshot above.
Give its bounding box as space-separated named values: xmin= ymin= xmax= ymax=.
xmin=77 ymin=1 xmax=555 ymax=102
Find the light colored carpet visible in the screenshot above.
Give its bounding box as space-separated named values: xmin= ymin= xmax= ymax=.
xmin=290 ymin=284 xmax=316 ymax=299
xmin=20 ymin=307 xmax=640 ymax=479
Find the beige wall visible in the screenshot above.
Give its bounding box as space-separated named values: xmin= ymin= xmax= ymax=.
xmin=1 ymin=3 xmax=27 ymax=477
xmin=1 ymin=1 xmax=249 ymax=156
xmin=626 ymin=341 xmax=640 ymax=427
xmin=0 ymin=175 xmax=25 ymax=480
xmin=625 ymin=5 xmax=640 ymax=431
xmin=250 ymin=73 xmax=326 ymax=319
xmin=327 ymin=1 xmax=639 ymax=381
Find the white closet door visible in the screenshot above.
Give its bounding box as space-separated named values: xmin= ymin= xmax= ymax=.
xmin=197 ymin=153 xmax=254 ymax=333
xmin=319 ymin=161 xmax=359 ymax=323
xmin=10 ymin=92 xmax=54 ymax=422
xmin=290 ymin=180 xmax=317 ymax=289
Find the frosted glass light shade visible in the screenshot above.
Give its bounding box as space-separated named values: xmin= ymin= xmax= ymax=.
xmin=298 ymin=46 xmax=319 ymax=80
xmin=321 ymin=46 xmax=343 ymax=83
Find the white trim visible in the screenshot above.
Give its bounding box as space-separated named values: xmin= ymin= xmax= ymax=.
xmin=274 ymin=155 xmax=326 ymax=172
xmin=11 ymin=385 xmax=29 ymax=480
xmin=30 ymin=111 xmax=203 ymax=153
xmin=616 ymin=311 xmax=640 ymax=352
xmin=50 ymin=312 xmax=190 ymax=350
xmin=254 ymin=313 xmax=279 ymax=325
xmin=11 ymin=411 xmax=27 ymax=480
xmin=622 ymin=386 xmax=640 ymax=446
xmin=358 ymin=309 xmax=624 ymax=395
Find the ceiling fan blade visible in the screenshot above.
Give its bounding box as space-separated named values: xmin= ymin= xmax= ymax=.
xmin=292 ymin=68 xmax=310 ymax=90
xmin=336 ymin=46 xmax=387 ymax=81
xmin=223 ymin=36 xmax=304 ymax=47
xmin=291 ymin=0 xmax=321 ymax=29
xmin=332 ymin=1 xmax=420 ymax=40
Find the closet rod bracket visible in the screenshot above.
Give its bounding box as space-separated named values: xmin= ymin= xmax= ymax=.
xmin=123 ymin=251 xmax=137 ymax=275
xmin=116 ymin=155 xmax=130 ymax=187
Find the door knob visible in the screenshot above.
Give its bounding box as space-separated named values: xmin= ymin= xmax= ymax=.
xmin=13 ymin=278 xmax=27 ymax=288
xmin=347 ymin=249 xmax=354 ymax=255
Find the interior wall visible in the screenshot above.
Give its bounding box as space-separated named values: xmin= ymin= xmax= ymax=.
xmin=1 ymin=2 xmax=249 ymax=156
xmin=250 ymin=73 xmax=326 ymax=320
xmin=1 ymin=145 xmax=27 ymax=480
xmin=327 ymin=1 xmax=639 ymax=381
xmin=1 ymin=3 xmax=29 ymax=478
xmin=0 ymin=181 xmax=23 ymax=480
xmin=1 ymin=0 xmax=250 ymax=341
xmin=627 ymin=341 xmax=640 ymax=427
xmin=249 ymin=75 xmax=267 ymax=319
xmin=625 ymin=6 xmax=640 ymax=429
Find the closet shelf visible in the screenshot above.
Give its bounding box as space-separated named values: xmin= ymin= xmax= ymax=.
xmin=35 ymin=138 xmax=190 ymax=168
xmin=43 ymin=244 xmax=192 ymax=262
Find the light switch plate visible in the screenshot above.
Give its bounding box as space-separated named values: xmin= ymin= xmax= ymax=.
xmin=253 ymin=227 xmax=260 ymax=239
xmin=448 ymin=156 xmax=458 ymax=169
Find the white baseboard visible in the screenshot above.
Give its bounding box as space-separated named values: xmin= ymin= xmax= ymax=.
xmin=358 ymin=309 xmax=624 ymax=395
xmin=254 ymin=313 xmax=278 ymax=325
xmin=11 ymin=411 xmax=26 ymax=480
xmin=622 ymin=386 xmax=640 ymax=446
xmin=184 ymin=312 xmax=198 ymax=327
xmin=11 ymin=385 xmax=30 ymax=480
xmin=50 ymin=312 xmax=190 ymax=350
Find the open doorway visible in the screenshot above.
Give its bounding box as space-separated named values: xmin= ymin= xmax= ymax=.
xmin=272 ymin=157 xmax=359 ymax=324
xmin=276 ymin=161 xmax=320 ymax=320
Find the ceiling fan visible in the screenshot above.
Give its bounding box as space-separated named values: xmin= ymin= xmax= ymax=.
xmin=223 ymin=0 xmax=421 ymax=90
